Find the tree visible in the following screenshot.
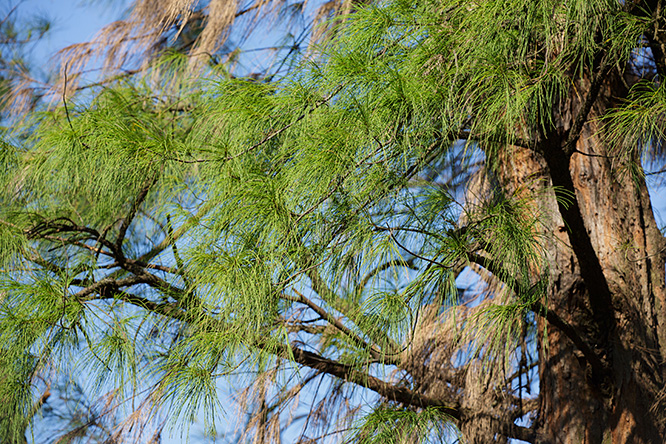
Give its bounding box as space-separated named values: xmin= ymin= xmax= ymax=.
xmin=2 ymin=0 xmax=666 ymax=442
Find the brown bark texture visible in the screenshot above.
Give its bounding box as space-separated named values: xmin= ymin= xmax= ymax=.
xmin=492 ymin=53 xmax=666 ymax=444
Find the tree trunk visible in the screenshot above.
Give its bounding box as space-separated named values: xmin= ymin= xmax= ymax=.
xmin=497 ymin=68 xmax=666 ymax=442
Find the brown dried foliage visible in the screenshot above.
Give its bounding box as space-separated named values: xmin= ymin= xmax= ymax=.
xmin=4 ymin=0 xmax=368 ymax=119
xmin=400 ymin=277 xmax=534 ymax=443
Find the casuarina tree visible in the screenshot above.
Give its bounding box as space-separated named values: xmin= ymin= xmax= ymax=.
xmin=1 ymin=0 xmax=666 ymax=443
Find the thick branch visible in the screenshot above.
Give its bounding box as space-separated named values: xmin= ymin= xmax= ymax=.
xmin=646 ymin=0 xmax=666 ymax=77
xmin=274 ymin=343 xmax=460 ymax=418
xmin=80 ymin=275 xmax=548 ymax=441
xmin=72 ymin=275 xmax=149 ymax=299
xmin=562 ymin=53 xmax=612 ymax=156
xmin=500 ymin=422 xmax=550 ymax=444
xmin=537 ymin=47 xmax=619 ymax=363
xmin=85 ymin=289 xmax=187 ymax=322
xmin=90 ymin=285 xmax=458 ymax=416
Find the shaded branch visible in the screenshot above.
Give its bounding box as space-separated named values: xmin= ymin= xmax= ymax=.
xmin=41 ymin=234 xmax=115 ymax=258
xmin=562 ymin=53 xmax=612 ymax=156
xmin=539 ymin=134 xmax=616 ymax=371
xmin=165 ymin=214 xmax=191 ymax=287
xmin=626 ymin=1 xmax=666 ymax=76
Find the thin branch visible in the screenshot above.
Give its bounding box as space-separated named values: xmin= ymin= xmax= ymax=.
xmin=299 ymin=252 xmax=401 ymax=356
xmin=571 ymin=148 xmax=617 ymax=158
xmin=131 ymin=201 xmax=214 ymax=268
xmin=41 ymin=234 xmax=115 ymax=258
xmin=62 ymin=62 xmax=92 ymax=151
xmin=224 ymin=84 xmax=344 ymax=163
xmin=646 ymin=167 xmax=666 ymax=176
xmin=27 ymin=255 xmax=67 ymax=275
xmin=116 ymin=175 xmax=158 ymax=254
xmin=283 ymin=321 xmax=327 ymax=335
xmin=29 ymin=217 xmax=119 ymax=256
xmin=562 ymin=53 xmax=613 ymax=156
xmin=356 ymin=257 xmax=417 ymax=292
xmin=113 ymin=290 xmax=187 ymax=321
xmin=294 ymin=142 xmax=385 ymax=224
xmin=24 ymin=384 xmax=51 ymax=426
xmin=166 ymin=214 xmax=191 ymax=287
xmin=284 ymin=288 xmax=393 ymax=364
xmin=385 ymin=226 xmax=452 ymax=270
xmin=143 ymin=262 xmax=178 ymax=274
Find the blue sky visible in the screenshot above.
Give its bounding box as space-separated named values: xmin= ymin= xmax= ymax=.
xmin=18 ymin=0 xmax=123 ymax=59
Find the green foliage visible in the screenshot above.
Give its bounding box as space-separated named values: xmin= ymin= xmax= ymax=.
xmin=345 ymin=406 xmax=458 ymax=444
xmin=0 ymin=0 xmax=661 ymax=442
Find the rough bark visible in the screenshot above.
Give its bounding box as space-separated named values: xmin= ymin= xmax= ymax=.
xmin=495 ymin=66 xmax=666 ymax=442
